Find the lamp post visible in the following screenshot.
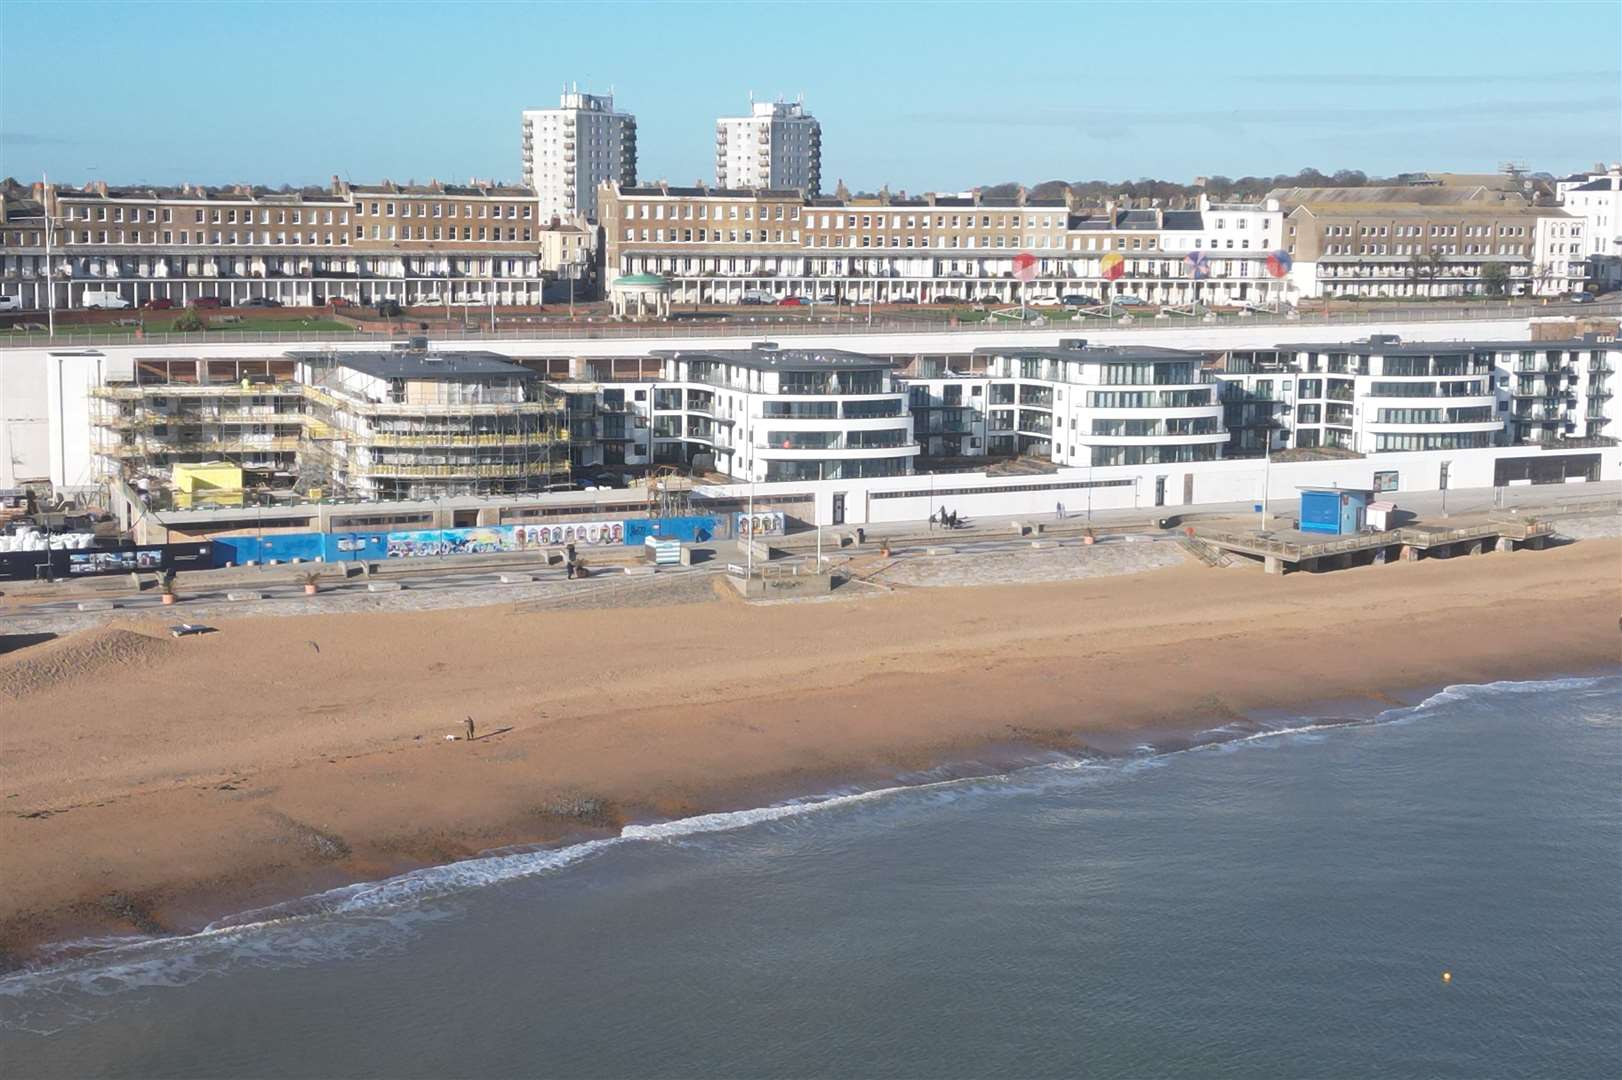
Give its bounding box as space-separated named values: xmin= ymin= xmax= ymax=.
xmin=815 ymin=460 xmax=824 ymax=570
xmin=42 ymin=171 xmax=56 ymax=340
xmin=1260 ymin=439 xmax=1272 ymax=534
xmin=745 ymin=477 xmax=756 ymax=580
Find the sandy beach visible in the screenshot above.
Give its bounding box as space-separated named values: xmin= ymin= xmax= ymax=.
xmin=2 ymin=540 xmax=1618 ymax=963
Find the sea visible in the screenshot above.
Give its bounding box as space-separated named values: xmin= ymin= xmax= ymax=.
xmin=2 ymin=673 xmax=1618 ymax=1079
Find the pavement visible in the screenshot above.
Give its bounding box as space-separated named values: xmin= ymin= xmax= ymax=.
xmin=2 ymin=482 xmax=1614 ymax=632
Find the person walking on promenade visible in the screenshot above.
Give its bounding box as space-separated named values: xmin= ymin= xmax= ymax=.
xmin=464 ymin=716 xmax=476 ymax=743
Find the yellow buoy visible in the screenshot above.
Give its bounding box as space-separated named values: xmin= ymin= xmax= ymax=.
xmin=1442 ymin=971 xmax=1452 ymax=984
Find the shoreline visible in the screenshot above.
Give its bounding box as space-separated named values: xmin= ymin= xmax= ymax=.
xmin=7 ymin=666 xmax=1619 ymax=985
xmin=2 ymin=541 xmax=1618 ymax=967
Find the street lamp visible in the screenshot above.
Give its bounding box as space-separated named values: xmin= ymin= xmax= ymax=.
xmin=745 ymin=477 xmax=756 ymax=580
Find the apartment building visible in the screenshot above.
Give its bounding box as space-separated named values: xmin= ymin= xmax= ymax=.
xmin=1266 ymin=334 xmax=1617 ymax=454
xmin=0 ymin=178 xmax=557 ymax=311
xmin=648 ymin=345 xmax=917 ymax=482
xmin=1212 ymin=348 xmax=1294 ymax=459
xmin=522 ymin=90 xmax=636 ymax=222
xmin=1556 ymin=167 xmax=1622 ymax=289
xmin=1273 ymin=185 xmax=1566 ymax=299
xmin=292 ymin=346 xmax=568 ymax=500
xmin=715 ymin=99 xmax=822 ymax=194
xmin=90 ymin=355 xmax=306 ymax=498
xmin=1281 ymin=337 xmax=1505 ymax=453
xmin=971 ymin=343 xmax=1228 ymax=470
xmin=1533 ymin=214 xmax=1590 ymax=296
xmin=600 ymin=185 xmax=1285 ymax=306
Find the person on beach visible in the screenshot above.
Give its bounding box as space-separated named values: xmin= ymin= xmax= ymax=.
xmin=464 ymin=716 xmax=476 ymax=743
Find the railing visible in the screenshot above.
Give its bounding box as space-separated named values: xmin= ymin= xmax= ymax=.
xmin=362 ymin=462 xmax=559 ymax=478
xmin=303 ymin=384 xmax=563 ymax=416
xmin=361 ymin=433 xmax=551 ymax=448
xmin=7 ymin=299 xmax=1616 ymax=349
xmin=100 ymin=437 xmax=301 ymax=456
xmin=1198 ymin=518 xmax=1553 ymax=560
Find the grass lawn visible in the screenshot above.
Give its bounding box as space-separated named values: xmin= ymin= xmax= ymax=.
xmin=29 ymin=316 xmax=363 ymax=336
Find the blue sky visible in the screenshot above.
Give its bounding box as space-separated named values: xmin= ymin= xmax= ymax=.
xmin=2 ymin=0 xmax=1617 ymax=191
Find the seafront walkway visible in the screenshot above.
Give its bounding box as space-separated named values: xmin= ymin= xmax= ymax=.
xmin=767 ymin=482 xmax=1621 ymax=558
xmin=1 ymin=482 xmax=1613 ymax=632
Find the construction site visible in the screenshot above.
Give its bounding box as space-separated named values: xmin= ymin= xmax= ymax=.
xmin=291 ymin=346 xmax=570 ymax=501
xmin=89 ymin=356 xmax=306 ymax=506
xmin=87 ymin=345 xmax=573 ymax=509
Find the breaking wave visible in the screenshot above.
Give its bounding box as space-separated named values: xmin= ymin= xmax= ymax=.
xmin=2 ymin=673 xmax=1614 ymax=1031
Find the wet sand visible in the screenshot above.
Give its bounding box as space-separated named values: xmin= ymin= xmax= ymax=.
xmin=2 ymin=540 xmax=1618 ymax=963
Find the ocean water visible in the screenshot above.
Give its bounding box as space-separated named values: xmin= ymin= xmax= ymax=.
xmin=3 ymin=674 xmax=1619 ymax=1079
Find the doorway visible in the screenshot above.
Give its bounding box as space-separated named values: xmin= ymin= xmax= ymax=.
xmin=832 ymin=492 xmax=846 ymax=526
xmin=1183 ymin=473 xmax=1194 ymax=505
xmin=1154 ymin=476 xmax=1167 ymax=507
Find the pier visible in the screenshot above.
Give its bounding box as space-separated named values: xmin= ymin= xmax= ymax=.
xmin=1194 ymin=516 xmax=1556 ymax=575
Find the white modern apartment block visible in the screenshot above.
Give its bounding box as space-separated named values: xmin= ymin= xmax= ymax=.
xmin=522 ymin=90 xmax=637 ymax=222
xmin=1261 ymin=334 xmax=1618 ymax=454
xmin=1280 ymin=336 xmax=1504 ymax=454
xmin=649 ymin=344 xmax=917 ymax=481
xmin=715 ymin=99 xmax=822 ymax=194
xmin=973 ymin=343 xmax=1228 ymax=469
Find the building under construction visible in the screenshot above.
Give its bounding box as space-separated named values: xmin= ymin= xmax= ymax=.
xmin=89 ymin=355 xmax=306 ymax=505
xmin=291 ymin=344 xmax=568 ymax=500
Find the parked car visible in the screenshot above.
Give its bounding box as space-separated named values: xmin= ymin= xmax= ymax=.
xmin=190 ymin=296 xmax=223 ymax=309
xmin=816 ymin=293 xmax=838 ymax=303
xmin=1061 ymin=294 xmax=1099 ymax=307
xmin=777 ymin=296 xmax=806 ymax=306
xmin=81 ymin=290 xmax=131 ymax=310
xmin=1568 ymin=292 xmax=1592 ymax=304
xmin=890 ymin=297 xmax=917 ymax=305
xmin=976 ymin=294 xmax=1002 ymax=304
xmin=242 ymin=297 xmax=282 ymax=308
xmin=142 ymin=297 xmax=175 ymax=310
xmin=1114 ymin=294 xmax=1149 ymax=306
xmin=0 ymin=295 xmax=24 ymax=313
xmin=413 ymin=294 xmax=444 ymax=306
xmin=739 ymin=289 xmax=772 ymax=305
xmin=931 ymin=293 xmax=963 ymax=304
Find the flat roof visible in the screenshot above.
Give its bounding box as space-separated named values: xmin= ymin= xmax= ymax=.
xmin=1281 ymin=337 xmax=1614 ymax=354
xmin=653 ymin=345 xmax=895 ymax=372
xmin=288 ymin=349 xmax=534 ymax=379
xmin=972 ymin=344 xmax=1208 ymax=363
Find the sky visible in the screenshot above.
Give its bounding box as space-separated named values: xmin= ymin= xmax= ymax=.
xmin=1 ymin=0 xmax=1618 ymax=193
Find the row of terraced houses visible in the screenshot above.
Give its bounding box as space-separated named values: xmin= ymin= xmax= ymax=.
xmin=598 ymin=181 xmax=1597 ymax=306
xmin=1 ymin=170 xmax=1611 ymax=315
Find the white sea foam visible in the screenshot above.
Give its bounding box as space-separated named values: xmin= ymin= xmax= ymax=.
xmin=3 ymin=672 xmax=1616 ymax=1017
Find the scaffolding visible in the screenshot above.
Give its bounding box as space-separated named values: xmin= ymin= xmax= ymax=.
xmin=295 ymin=347 xmax=570 ymax=501
xmin=88 ymin=356 xmax=304 ymax=503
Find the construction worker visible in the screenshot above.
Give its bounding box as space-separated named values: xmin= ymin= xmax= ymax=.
xmin=464 ymin=716 xmax=476 ymax=743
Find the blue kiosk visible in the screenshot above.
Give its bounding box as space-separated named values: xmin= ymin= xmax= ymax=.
xmin=1297 ymin=486 xmax=1374 ymax=536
